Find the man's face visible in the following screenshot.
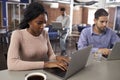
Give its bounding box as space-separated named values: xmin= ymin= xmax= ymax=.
xmin=60 ymin=11 xmax=65 ymax=16
xmin=94 ymin=16 xmax=108 ymax=33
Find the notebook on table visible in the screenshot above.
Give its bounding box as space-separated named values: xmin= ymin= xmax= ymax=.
xmin=102 ymin=42 xmax=120 ymax=60
xmin=44 ymin=45 xmax=92 ymax=80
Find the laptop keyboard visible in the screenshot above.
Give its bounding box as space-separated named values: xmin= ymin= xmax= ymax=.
xmin=44 ymin=67 xmax=66 ymax=77
xmin=102 ymin=54 xmax=108 ymax=58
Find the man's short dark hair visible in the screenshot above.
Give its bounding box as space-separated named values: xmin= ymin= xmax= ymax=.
xmin=60 ymin=7 xmax=66 ymax=11
xmin=94 ymin=8 xmax=109 ymax=19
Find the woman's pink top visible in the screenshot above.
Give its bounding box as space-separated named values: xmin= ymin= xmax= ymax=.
xmin=7 ymin=29 xmax=56 ymax=70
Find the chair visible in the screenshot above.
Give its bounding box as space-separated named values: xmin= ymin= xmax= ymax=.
xmin=47 ymin=25 xmax=60 ymax=53
xmin=0 ymin=27 xmax=12 ymax=58
xmin=0 ymin=53 xmax=7 ymax=70
xmin=77 ymin=25 xmax=91 ymax=32
xmin=77 ymin=26 xmax=86 ymax=32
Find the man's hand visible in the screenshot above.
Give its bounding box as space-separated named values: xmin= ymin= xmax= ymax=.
xmin=98 ymin=48 xmax=111 ymax=55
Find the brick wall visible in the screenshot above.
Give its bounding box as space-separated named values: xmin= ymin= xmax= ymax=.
xmin=108 ymin=7 xmax=115 ymax=29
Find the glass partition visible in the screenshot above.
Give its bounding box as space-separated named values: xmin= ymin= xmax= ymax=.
xmin=6 ymin=2 xmax=28 ymax=30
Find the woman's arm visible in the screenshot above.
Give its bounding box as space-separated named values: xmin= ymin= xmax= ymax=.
xmin=45 ymin=31 xmax=56 ymax=61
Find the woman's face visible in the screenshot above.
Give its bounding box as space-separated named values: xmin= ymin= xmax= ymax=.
xmin=28 ymin=13 xmax=47 ymax=36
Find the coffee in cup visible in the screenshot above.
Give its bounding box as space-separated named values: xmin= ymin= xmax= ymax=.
xmin=25 ymin=72 xmax=47 ymax=80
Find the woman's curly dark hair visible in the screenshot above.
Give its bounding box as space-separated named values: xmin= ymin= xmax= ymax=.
xmin=19 ymin=2 xmax=47 ymax=29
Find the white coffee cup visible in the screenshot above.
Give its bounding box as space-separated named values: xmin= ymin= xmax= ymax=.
xmin=25 ymin=72 xmax=47 ymax=80
xmin=94 ymin=52 xmax=102 ymax=62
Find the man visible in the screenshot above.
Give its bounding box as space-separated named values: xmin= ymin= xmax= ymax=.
xmin=56 ymin=7 xmax=70 ymax=56
xmin=78 ymin=8 xmax=120 ymax=55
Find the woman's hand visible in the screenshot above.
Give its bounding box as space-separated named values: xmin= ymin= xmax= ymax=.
xmin=44 ymin=61 xmax=68 ymax=71
xmin=44 ymin=56 xmax=70 ymax=71
xmin=56 ymin=56 xmax=70 ymax=64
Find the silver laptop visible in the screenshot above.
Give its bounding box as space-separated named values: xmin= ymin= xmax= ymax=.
xmin=44 ymin=45 xmax=92 ymax=80
xmin=104 ymin=42 xmax=120 ymax=60
xmin=51 ymin=21 xmax=63 ymax=30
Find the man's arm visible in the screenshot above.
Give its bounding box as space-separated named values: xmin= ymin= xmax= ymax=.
xmin=78 ymin=29 xmax=88 ymax=49
xmin=65 ymin=16 xmax=70 ymax=29
xmin=111 ymin=31 xmax=120 ymax=45
xmin=77 ymin=29 xmax=99 ymax=53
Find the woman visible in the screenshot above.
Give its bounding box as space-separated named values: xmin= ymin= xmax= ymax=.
xmin=7 ymin=2 xmax=69 ymax=71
